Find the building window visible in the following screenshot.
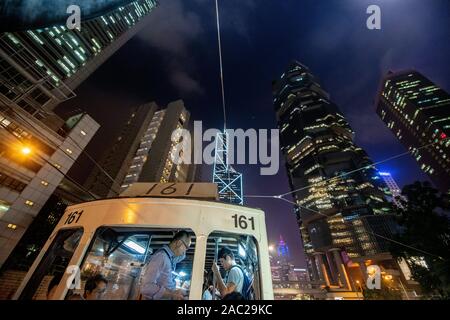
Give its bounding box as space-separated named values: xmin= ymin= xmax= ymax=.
xmin=0 ymin=173 xmax=27 ymax=192
xmin=25 ymin=200 xmax=34 ymax=206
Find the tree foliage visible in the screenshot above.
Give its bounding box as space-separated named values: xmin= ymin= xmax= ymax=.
xmin=391 ymin=181 xmax=450 ymax=299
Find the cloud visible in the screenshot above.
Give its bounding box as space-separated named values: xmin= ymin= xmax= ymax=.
xmin=137 ymin=0 xmax=204 ymax=95
xmin=220 ymin=0 xmax=256 ymax=41
xmin=135 ymin=0 xmax=256 ymax=96
xmin=170 ymin=70 xmax=205 ymax=95
xmin=138 ymin=0 xmax=203 ymax=55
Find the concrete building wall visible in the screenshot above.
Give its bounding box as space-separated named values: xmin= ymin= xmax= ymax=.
xmin=0 ymin=113 xmax=99 ymax=267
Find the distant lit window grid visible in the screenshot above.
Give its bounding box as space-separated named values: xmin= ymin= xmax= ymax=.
xmin=380 ymin=73 xmax=450 ymax=176
xmin=5 ymin=1 xmax=157 ymax=81
xmin=0 ymin=0 xmax=157 ymax=119
xmin=121 ymin=110 xmax=166 ymax=190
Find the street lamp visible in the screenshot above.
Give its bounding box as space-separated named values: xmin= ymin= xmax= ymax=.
xmin=21 ymin=146 xmax=31 ymax=155
xmin=383 ymin=274 xmax=393 ymax=281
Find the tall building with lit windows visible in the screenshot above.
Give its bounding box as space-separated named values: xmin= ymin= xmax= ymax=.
xmin=0 ymin=0 xmax=158 ymax=113
xmin=0 ymin=0 xmax=157 ymax=268
xmin=273 ymin=61 xmax=399 ymax=293
xmin=375 ymin=71 xmax=450 ymax=193
xmin=85 ymin=100 xmax=195 ymax=197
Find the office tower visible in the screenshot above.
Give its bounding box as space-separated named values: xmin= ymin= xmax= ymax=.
xmin=84 ymin=102 xmax=159 ymax=197
xmin=0 ymin=0 xmax=158 ymax=267
xmin=213 ymin=132 xmax=244 ymax=205
xmin=0 ymin=0 xmax=158 ymax=113
xmin=273 ymin=61 xmax=397 ymax=292
xmin=1 ymin=0 xmax=142 ymax=32
xmin=277 ymin=235 xmax=290 ymax=259
xmin=379 ymin=171 xmax=406 ymax=208
xmin=375 ymin=71 xmax=450 ymax=193
xmin=135 ymin=101 xmax=192 ymax=185
xmin=85 ymin=100 xmax=194 ymax=197
xmin=0 ymin=112 xmax=99 ymax=267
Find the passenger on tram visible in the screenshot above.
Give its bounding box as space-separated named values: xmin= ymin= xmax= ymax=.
xmin=140 ymin=231 xmax=191 ymax=300
xmin=212 ymin=247 xmax=244 ymax=299
xmin=47 ymin=273 xmax=63 ymax=300
xmin=202 ymin=271 xmax=221 ymax=300
xmin=66 ymin=274 xmax=108 ymax=300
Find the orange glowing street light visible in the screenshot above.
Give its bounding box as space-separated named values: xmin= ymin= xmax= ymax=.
xmin=21 ymin=146 xmax=31 ymax=155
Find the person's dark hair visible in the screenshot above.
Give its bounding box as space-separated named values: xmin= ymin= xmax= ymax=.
xmin=218 ymin=247 xmax=234 ymax=260
xmin=48 ymin=273 xmax=63 ymax=295
xmin=222 ymin=291 xmax=245 ymax=300
xmin=171 ymin=230 xmax=190 ymax=243
xmin=84 ymin=274 xmax=108 ymax=293
xmin=203 ymin=270 xmax=214 ymax=291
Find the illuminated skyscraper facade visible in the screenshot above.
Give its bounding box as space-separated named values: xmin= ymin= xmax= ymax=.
xmin=277 ymin=235 xmax=290 ymax=259
xmin=0 ymin=0 xmax=157 ymax=267
xmin=0 ymin=0 xmax=158 ymax=114
xmin=376 ymin=71 xmax=450 ymax=193
xmin=85 ymin=100 xmax=194 ymax=197
xmin=273 ymin=61 xmax=396 ymax=291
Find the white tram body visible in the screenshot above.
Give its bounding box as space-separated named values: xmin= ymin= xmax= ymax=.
xmin=13 ymin=195 xmax=274 ymax=300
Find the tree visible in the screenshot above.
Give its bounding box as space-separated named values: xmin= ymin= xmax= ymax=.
xmin=363 ymin=286 xmax=403 ymax=300
xmin=390 ymin=181 xmax=450 ymax=299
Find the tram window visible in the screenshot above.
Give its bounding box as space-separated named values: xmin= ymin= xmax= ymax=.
xmin=203 ymin=231 xmax=261 ymax=300
xmin=19 ymin=228 xmax=83 ymax=300
xmin=72 ymin=227 xmax=195 ymax=300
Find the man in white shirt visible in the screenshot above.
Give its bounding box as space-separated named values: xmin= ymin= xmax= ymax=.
xmin=212 ymin=247 xmax=244 ymax=299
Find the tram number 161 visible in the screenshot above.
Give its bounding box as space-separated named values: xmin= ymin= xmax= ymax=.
xmin=64 ymin=210 xmax=84 ymax=225
xmin=232 ymin=214 xmax=255 ymax=230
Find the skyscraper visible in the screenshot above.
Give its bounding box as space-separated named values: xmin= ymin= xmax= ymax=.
xmin=0 ymin=0 xmax=158 ymax=113
xmin=379 ymin=172 xmax=406 ymax=208
xmin=1 ymin=0 xmax=141 ymax=32
xmin=0 ymin=0 xmax=158 ymax=267
xmin=277 ymin=235 xmax=290 ymax=259
xmin=273 ymin=61 xmax=397 ymax=292
xmin=375 ymin=71 xmax=450 ymax=193
xmin=84 ymin=102 xmax=159 ymax=197
xmin=85 ymin=100 xmax=195 ymax=197
xmin=212 ymin=132 xmax=244 ymax=205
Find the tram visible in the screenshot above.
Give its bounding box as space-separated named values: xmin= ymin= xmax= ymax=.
xmin=12 ymin=183 xmax=274 ymax=300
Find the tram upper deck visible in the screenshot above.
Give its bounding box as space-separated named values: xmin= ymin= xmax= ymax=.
xmin=13 ymin=194 xmax=274 ymax=300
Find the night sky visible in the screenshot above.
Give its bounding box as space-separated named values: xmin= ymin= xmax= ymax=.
xmin=56 ymin=0 xmax=450 ymax=268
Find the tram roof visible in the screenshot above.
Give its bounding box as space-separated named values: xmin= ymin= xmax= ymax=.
xmin=67 ymin=196 xmax=264 ymax=213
